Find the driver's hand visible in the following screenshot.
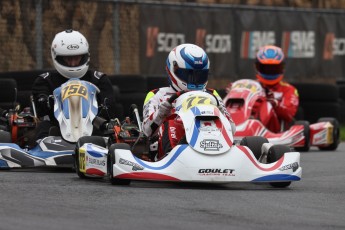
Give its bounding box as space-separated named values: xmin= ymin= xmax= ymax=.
xmin=266 ymin=91 xmax=278 ymax=107
xmin=158 ymin=101 xmax=172 ymax=119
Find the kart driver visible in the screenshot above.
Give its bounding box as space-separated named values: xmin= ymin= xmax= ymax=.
xmin=142 ymin=43 xmax=236 ymax=160
xmin=32 ymin=29 xmax=117 ymax=140
xmin=253 ymin=45 xmax=299 ymax=133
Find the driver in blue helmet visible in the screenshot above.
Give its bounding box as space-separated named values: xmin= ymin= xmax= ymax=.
xmin=142 ymin=43 xmax=236 ymax=160
xmin=254 ymin=45 xmax=299 ymax=132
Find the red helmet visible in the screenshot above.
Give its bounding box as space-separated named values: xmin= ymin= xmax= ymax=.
xmin=255 ymin=45 xmax=285 ymax=86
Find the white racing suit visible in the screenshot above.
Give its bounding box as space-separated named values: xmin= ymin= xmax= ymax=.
xmin=142 ymin=86 xmax=236 ymax=160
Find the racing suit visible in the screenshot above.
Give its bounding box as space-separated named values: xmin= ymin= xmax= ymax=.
xmin=254 ymin=80 xmax=299 ymax=133
xmin=32 ymin=70 xmax=117 ymax=140
xmin=142 ymin=86 xmax=236 ymax=160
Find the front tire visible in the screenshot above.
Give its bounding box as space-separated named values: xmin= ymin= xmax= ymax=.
xmin=0 ymin=130 xmax=11 ymax=143
xmin=75 ymin=136 xmax=106 ymax=179
xmin=267 ymin=145 xmax=292 ymax=188
xmin=240 ymin=136 xmax=269 ymax=160
xmin=108 ymin=143 xmax=131 ymax=185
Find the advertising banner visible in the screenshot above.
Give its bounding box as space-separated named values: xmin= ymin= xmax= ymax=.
xmin=139 ymin=5 xmax=235 ymax=79
xmin=140 ymin=4 xmax=345 ymax=81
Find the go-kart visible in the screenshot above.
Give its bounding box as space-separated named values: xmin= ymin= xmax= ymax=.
xmin=223 ymin=79 xmax=340 ymax=151
xmin=0 ymin=78 xmax=100 ymax=169
xmin=75 ymin=90 xmax=302 ymax=188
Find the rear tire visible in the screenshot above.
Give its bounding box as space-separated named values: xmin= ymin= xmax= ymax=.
xmin=0 ymin=131 xmax=11 ymax=143
xmin=317 ymin=117 xmax=340 ymax=151
xmin=108 ymin=143 xmax=131 ymax=185
xmin=293 ymin=120 xmax=310 ymax=152
xmin=75 ymin=136 xmax=106 ymax=179
xmin=240 ymin=136 xmax=269 ymax=160
xmin=267 ymin=145 xmax=292 ymax=188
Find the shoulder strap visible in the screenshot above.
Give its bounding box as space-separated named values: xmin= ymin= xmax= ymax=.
xmin=39 ymin=72 xmax=55 ymax=91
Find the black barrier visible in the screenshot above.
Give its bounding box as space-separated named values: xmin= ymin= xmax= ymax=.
xmin=0 ymin=71 xmax=342 ymax=123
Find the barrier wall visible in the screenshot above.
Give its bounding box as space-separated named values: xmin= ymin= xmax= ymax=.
xmin=0 ymin=71 xmax=342 ymax=123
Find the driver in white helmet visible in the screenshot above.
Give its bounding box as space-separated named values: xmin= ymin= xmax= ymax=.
xmin=142 ymin=43 xmax=236 ymax=160
xmin=32 ymin=29 xmax=117 ymax=140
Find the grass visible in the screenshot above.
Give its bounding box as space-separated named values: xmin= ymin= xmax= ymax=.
xmin=341 ymin=125 xmax=345 ymax=141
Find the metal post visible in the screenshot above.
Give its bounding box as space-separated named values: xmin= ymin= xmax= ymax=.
xmin=113 ymin=2 xmax=120 ymax=74
xmin=35 ymin=0 xmax=43 ymax=69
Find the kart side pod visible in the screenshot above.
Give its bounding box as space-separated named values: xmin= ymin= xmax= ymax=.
xmin=76 ymin=143 xmax=108 ymax=178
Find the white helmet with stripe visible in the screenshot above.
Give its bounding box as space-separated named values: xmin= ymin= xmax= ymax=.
xmin=166 ymin=43 xmax=210 ymax=91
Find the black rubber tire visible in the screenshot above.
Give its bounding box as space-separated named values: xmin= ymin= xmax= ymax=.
xmin=108 ymin=143 xmax=131 ymax=185
xmin=293 ymin=120 xmax=310 ymax=152
xmin=267 ymin=145 xmax=292 ymax=188
xmin=75 ymin=136 xmax=106 ymax=179
xmin=0 ymin=131 xmax=12 ymax=143
xmin=317 ymin=117 xmax=340 ymax=151
xmin=240 ymin=136 xmax=269 ymax=160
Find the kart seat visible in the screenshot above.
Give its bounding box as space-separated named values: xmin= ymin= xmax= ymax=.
xmin=0 ymin=78 xmax=18 ymax=110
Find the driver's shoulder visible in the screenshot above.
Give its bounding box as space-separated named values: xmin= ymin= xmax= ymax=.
xmin=151 ymin=86 xmax=173 ymax=96
xmin=92 ymin=70 xmax=106 ymax=79
xmin=38 ymin=71 xmax=59 ymax=80
xmin=205 ymin=87 xmax=218 ymax=95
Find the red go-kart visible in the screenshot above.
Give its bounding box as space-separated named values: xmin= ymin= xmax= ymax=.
xmin=223 ymin=79 xmax=340 ymax=151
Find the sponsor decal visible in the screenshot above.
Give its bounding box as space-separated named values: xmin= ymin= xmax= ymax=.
xmin=278 ymin=162 xmax=299 ymax=172
xmin=170 ymin=127 xmax=177 ymax=139
xmin=281 ymin=31 xmax=315 ymax=58
xmin=119 ymin=158 xmax=144 ymax=171
xmin=200 ymin=139 xmax=223 ymax=151
xmin=201 ymin=111 xmax=214 ymax=115
xmin=67 ymin=44 xmax=79 ymax=50
xmin=195 ymin=29 xmax=231 ymax=54
xmin=198 ymin=168 xmax=235 ymax=176
xmin=146 ymin=27 xmax=185 ymax=57
xmin=312 ymin=129 xmax=328 ymax=144
xmin=241 ymin=31 xmax=276 ymax=58
xmin=199 ymin=127 xmax=219 ymax=132
xmin=323 ymin=33 xmax=345 ymax=60
xmin=87 ymin=156 xmax=106 ymax=167
xmin=79 ymin=152 xmax=86 ymax=172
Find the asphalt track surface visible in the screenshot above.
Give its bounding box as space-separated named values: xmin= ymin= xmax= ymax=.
xmin=1 ymin=144 xmax=345 ymax=230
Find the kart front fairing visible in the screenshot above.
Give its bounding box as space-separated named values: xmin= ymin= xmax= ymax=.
xmin=111 ymin=141 xmax=301 ymax=183
xmin=53 ymin=79 xmax=99 ymax=142
xmin=224 ymin=79 xmax=265 ymax=125
xmin=174 ymin=91 xmax=234 ymax=154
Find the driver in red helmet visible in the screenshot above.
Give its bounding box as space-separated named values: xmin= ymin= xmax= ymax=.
xmin=254 ymin=45 xmax=299 ymax=133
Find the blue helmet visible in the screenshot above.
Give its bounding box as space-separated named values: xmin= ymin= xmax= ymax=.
xmin=255 ymin=45 xmax=285 ymax=86
xmin=166 ymin=44 xmax=210 ymax=91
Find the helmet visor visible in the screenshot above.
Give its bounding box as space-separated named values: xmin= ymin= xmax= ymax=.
xmin=174 ymin=68 xmax=209 ymax=89
xmin=56 ymin=54 xmax=89 ymax=67
xmin=256 ymin=63 xmax=284 ymax=76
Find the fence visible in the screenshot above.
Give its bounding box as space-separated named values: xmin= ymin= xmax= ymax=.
xmin=2 ymin=0 xmax=345 ymax=83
